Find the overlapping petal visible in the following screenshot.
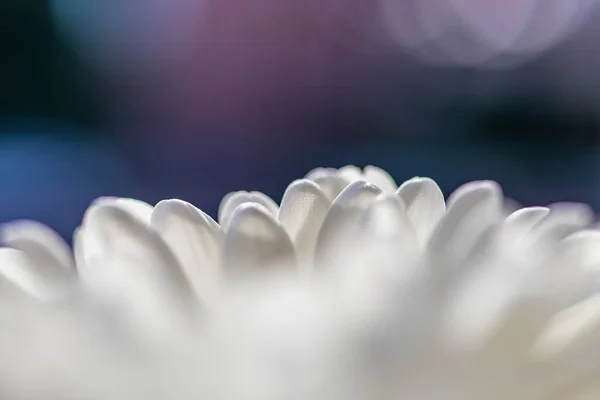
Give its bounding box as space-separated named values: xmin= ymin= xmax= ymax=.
xmin=0 ymin=165 xmax=598 ymax=400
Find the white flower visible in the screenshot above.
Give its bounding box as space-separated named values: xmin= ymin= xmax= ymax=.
xmin=1 ymin=165 xmax=600 ymax=400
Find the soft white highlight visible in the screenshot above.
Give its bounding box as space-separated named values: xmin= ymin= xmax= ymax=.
xmin=1 ymin=165 xmax=600 ymax=400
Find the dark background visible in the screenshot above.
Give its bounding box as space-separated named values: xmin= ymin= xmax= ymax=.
xmin=2 ymin=0 xmax=600 ymax=239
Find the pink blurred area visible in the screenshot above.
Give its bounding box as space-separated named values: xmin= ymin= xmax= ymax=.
xmin=162 ymin=0 xmax=339 ymax=129
xmin=55 ymin=0 xmax=374 ymax=138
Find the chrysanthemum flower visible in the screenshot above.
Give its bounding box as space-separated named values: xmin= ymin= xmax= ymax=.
xmin=1 ymin=165 xmax=600 ymax=400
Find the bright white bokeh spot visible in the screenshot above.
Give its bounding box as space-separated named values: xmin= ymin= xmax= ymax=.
xmin=380 ymin=0 xmax=599 ymax=68
xmin=448 ymin=0 xmax=538 ymax=50
xmin=510 ymin=0 xmax=582 ymax=53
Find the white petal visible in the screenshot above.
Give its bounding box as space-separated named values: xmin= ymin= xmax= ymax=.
xmin=359 ymin=195 xmax=410 ymax=239
xmin=363 ymin=165 xmax=397 ymax=193
xmin=564 ymin=384 xmax=600 ymax=400
xmin=202 ymin=209 xmax=222 ymax=232
xmin=80 ymin=204 xmax=198 ymax=333
xmin=502 ymin=207 xmax=551 ymax=246
xmin=531 ymin=203 xmax=594 ymax=243
xmin=304 ymin=167 xmax=336 ymax=181
xmin=83 ymin=197 xmax=154 ymax=225
xmin=313 ymin=175 xmax=349 ymax=202
xmin=447 ymin=273 xmax=548 ymax=351
xmin=223 ymin=203 xmax=296 ymax=281
xmin=336 ymin=165 xmax=363 ymax=183
xmin=505 ymin=206 xmax=550 ymax=229
xmin=314 ymin=180 xmax=382 ymax=269
xmin=487 ymin=298 xmax=562 ymax=354
xmin=113 ymin=198 xmax=155 ymax=223
xmin=561 ymin=230 xmax=600 ymax=272
xmin=1 ymin=220 xmax=75 ymax=271
xmin=534 ymin=294 xmax=600 ymax=359
xmin=531 ymin=295 xmax=600 ymax=398
xmin=428 ymin=180 xmax=503 ymax=271
xmin=218 ymin=191 xmax=279 ymax=230
xmin=217 ymin=191 xmax=238 ymax=223
xmin=278 ymin=180 xmax=331 ymax=271
xmin=326 ymin=195 xmax=418 ymax=322
xmin=503 ymin=197 xmax=523 ymax=214
xmin=548 ymin=230 xmax=600 ymax=303
xmin=72 ymin=225 xmax=86 ymax=271
xmin=248 ymin=192 xmax=279 ymax=216
xmin=151 ymin=199 xmax=223 ymax=304
xmin=0 ymin=248 xmax=72 ymax=301
xmin=358 ymin=194 xmax=418 ymax=273
xmin=396 ymin=177 xmax=446 ymax=246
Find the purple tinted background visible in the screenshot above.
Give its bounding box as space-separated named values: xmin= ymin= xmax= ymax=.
xmin=2 ymin=0 xmax=600 ymax=239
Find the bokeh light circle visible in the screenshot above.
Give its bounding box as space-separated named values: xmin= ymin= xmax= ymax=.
xmin=380 ymin=0 xmax=598 ymax=68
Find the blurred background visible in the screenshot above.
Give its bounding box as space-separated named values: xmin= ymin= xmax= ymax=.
xmin=2 ymin=0 xmax=600 ymax=239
